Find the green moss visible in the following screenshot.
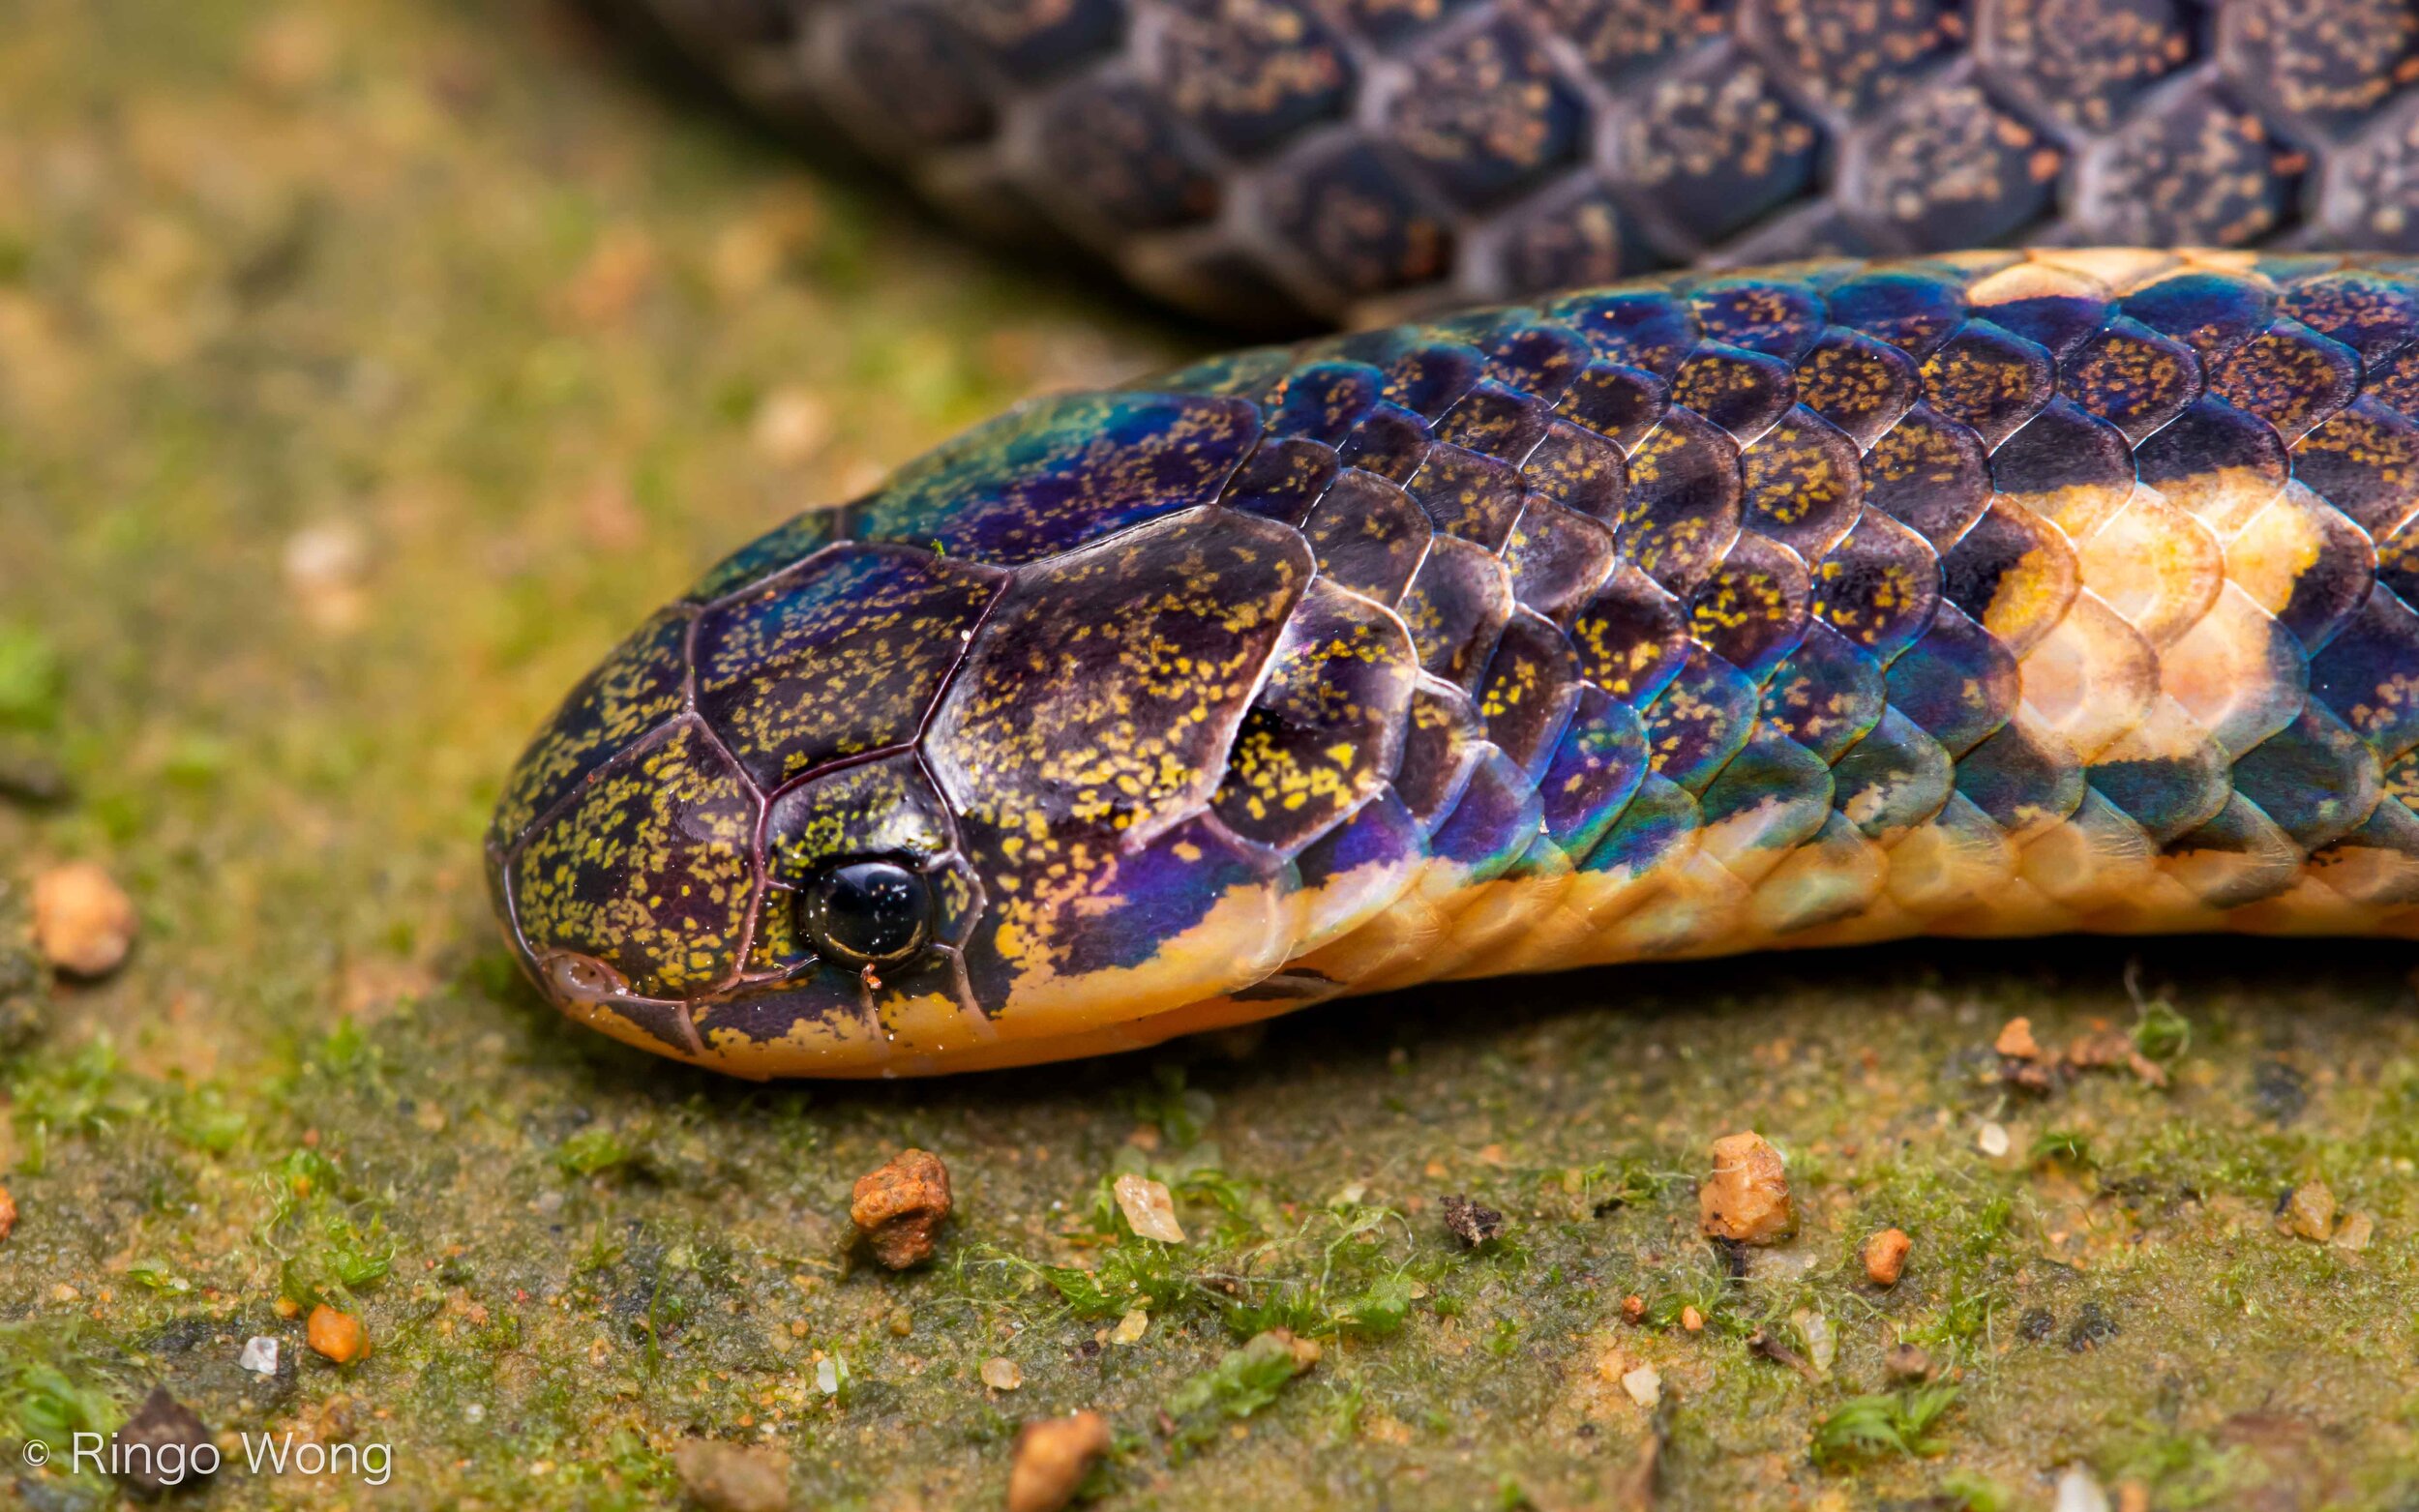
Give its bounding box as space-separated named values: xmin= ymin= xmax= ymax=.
xmin=1808 ymin=1384 xmax=1961 ymax=1470
xmin=1938 ymin=1469 xmax=2014 ymax=1511
xmin=0 ymin=622 xmax=63 ymax=730
xmin=2100 ymin=1427 xmax=2262 ymax=1507
xmin=2132 ymin=997 xmax=2193 ymax=1064
xmin=554 ymin=1126 xmax=642 ymax=1177
xmin=1163 ymin=1331 xmax=1314 ymax=1456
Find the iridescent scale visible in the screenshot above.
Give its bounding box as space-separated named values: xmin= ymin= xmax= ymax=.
xmin=492 ymin=251 xmax=2419 ymax=1075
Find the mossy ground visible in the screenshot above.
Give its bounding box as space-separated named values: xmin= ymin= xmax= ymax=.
xmin=3 ymin=2 xmax=2418 ymax=1507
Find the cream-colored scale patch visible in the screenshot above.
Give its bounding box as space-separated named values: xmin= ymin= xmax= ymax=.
xmin=2158 ymin=583 xmax=2307 ymax=759
xmin=2076 ymin=486 xmax=2225 ymax=645
xmin=2017 ymin=590 xmax=2158 ymax=760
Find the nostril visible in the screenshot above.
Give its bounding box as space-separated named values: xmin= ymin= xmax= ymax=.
xmin=542 ymin=950 xmax=635 ymax=1008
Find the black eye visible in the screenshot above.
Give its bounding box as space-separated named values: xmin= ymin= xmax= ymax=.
xmin=800 ymin=860 xmax=930 ymax=965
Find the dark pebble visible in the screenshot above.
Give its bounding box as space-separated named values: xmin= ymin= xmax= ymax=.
xmin=112 ymin=1386 xmax=215 ymax=1497
xmin=2251 ymin=1058 xmax=2309 ymax=1124
xmin=1441 ymin=1193 xmax=1504 ymax=1247
xmin=0 ymin=748 xmax=72 ymax=807
xmin=0 ymin=948 xmax=45 ymax=1053
xmin=2065 ymin=1300 xmax=2119 ymax=1352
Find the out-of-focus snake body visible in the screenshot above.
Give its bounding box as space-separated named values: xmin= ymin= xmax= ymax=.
xmin=493 ymin=249 xmax=2419 ymax=1076
xmin=626 ymin=0 xmax=2419 ymax=325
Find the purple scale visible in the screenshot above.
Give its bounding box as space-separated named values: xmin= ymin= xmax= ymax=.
xmin=1268 ymin=360 xmax=1387 ymax=444
xmin=1686 ymin=277 xmax=1829 ymax=363
xmin=1808 ymin=508 xmax=1942 ymax=664
xmin=1542 ymin=287 xmax=1701 ymax=377
xmin=1739 ymin=406 xmax=1865 ymax=563
xmin=1553 ymin=360 xmax=1669 ymax=451
xmin=1504 ymin=497 xmax=1618 ymax=622
xmin=2135 ymin=396 xmax=2290 ymax=523
xmin=2059 ymin=317 xmax=2204 ymax=443
xmin=1535 ymin=683 xmax=1650 ymax=858
xmin=1338 ymin=400 xmax=1436 ymax=482
xmin=1571 ymin=564 xmax=1693 ymax=705
xmin=2210 ymin=322 xmax=2363 ymax=445
xmin=1399 ymin=535 xmax=1514 ymax=691
xmin=1393 ymin=678 xmax=1487 ymax=830
xmin=1989 ymin=397 xmax=2136 ymax=520
xmin=1435 ymin=380 xmax=1553 ymax=463
xmin=1794 ymin=327 xmax=1920 ymax=449
xmin=1862 ymin=403 xmax=1993 ymax=546
xmin=1918 ymin=319 xmax=2055 ymax=450
xmin=1759 ymin=621 xmax=1885 ymax=762
xmin=1882 ymin=602 xmax=2019 ymax=757
xmin=1521 ymin=418 xmax=1628 ymax=520
xmin=1427 ymin=748 xmax=1546 ymax=881
xmin=1669 ymin=341 xmax=1797 ymax=443
xmin=1480 ymin=321 xmax=1595 ymax=400
xmin=1818 ymin=267 xmax=1972 ymax=357
xmin=1640 ymin=644 xmax=1759 ymax=793
xmin=1687 ymin=530 xmax=1811 ymax=681
xmin=1219 ymin=436 xmax=1341 ymax=523
xmin=2119 ymin=269 xmax=2278 ymax=368
xmin=2295 ymin=397 xmax=2419 ymax=541
xmin=1409 ymin=443 xmax=1529 ymax=548
xmin=1476 ymin=608 xmax=1585 ymax=780
xmin=2311 ymin=585 xmax=2419 ymax=763
xmin=1302 ymin=468 xmax=1436 ymax=605
xmin=1614 ymin=406 xmax=1744 ymax=595
xmin=2282 ymin=272 xmax=2419 ymax=363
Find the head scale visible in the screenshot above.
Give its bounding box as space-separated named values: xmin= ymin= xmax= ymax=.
xmin=487 ymin=387 xmax=1417 ymax=1076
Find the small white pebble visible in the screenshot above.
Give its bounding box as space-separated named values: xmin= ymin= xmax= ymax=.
xmin=2053 ymin=1466 xmax=2110 ymax=1512
xmin=1110 ymin=1308 xmax=1149 ymax=1346
xmin=980 ymin=1356 xmax=1023 ymax=1391
xmin=237 ymin=1336 xmax=280 ymax=1377
xmin=1620 ymin=1364 xmax=1660 ymax=1408
xmin=1977 ymin=1121 xmax=2011 ymax=1158
xmin=463 ymin=1404 xmax=486 ymax=1423
xmin=1792 ymin=1308 xmax=1835 ymax=1377
xmin=284 ymin=521 xmax=365 ymax=588
xmin=815 ymin=1357 xmax=844 ymax=1395
xmin=750 ymin=387 xmax=831 ymax=467
xmin=283 ymin=521 xmax=370 ymax=630
xmin=1112 ymin=1172 xmax=1187 ymax=1244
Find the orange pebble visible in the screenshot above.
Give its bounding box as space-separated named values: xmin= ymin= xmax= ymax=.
xmin=307 ymin=1304 xmax=370 ymax=1365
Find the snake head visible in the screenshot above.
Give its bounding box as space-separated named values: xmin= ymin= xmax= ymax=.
xmin=486 ymin=390 xmax=1416 ymax=1076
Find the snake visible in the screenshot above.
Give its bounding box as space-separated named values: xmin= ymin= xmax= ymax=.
xmin=488 ymin=247 xmax=2419 ymax=1077
xmin=616 ymin=0 xmax=2419 ymax=326
xmin=490 ymin=3 xmax=2419 ymax=1074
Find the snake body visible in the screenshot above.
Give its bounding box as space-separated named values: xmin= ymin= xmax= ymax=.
xmin=628 ymin=0 xmax=2419 ymax=324
xmin=493 ymin=249 xmax=2419 ymax=1076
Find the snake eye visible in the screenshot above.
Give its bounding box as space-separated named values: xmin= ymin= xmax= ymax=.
xmin=799 ymin=859 xmax=930 ymax=965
